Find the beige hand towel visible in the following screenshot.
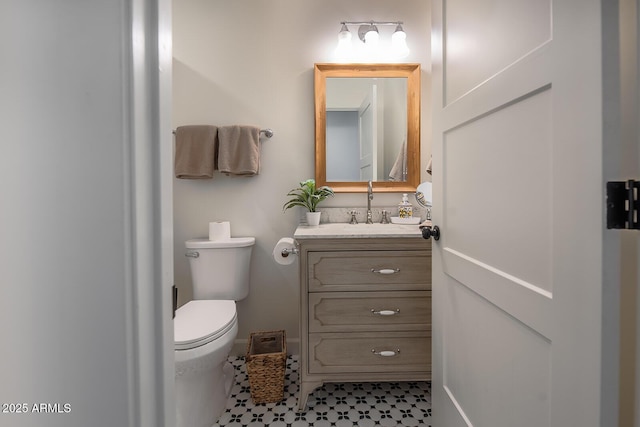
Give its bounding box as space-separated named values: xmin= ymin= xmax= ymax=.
xmin=217 ymin=125 xmax=261 ymax=176
xmin=174 ymin=125 xmax=217 ymax=179
xmin=388 ymin=142 xmax=407 ymax=181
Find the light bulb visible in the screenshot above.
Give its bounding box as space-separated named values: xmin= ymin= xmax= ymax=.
xmin=392 ymin=24 xmax=409 ymax=58
xmin=364 ymin=25 xmax=379 ymax=48
xmin=335 ymin=24 xmax=353 ymax=59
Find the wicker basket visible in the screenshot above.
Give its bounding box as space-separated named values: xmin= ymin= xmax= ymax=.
xmin=245 ymin=330 xmax=287 ymax=404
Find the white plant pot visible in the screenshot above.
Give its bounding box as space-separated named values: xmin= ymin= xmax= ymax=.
xmin=306 ymin=211 xmax=321 ymax=226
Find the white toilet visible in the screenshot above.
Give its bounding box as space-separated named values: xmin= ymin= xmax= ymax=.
xmin=174 ymin=236 xmax=255 ymax=427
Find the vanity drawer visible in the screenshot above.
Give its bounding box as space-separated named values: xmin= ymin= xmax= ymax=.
xmin=308 ymin=250 xmax=431 ymax=292
xmin=308 ymin=331 xmax=431 ymax=374
xmin=309 ymin=291 xmax=430 ymax=332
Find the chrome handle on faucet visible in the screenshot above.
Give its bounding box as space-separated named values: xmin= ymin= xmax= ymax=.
xmin=349 ymin=210 xmax=358 ymax=224
xmin=380 ymin=209 xmax=390 ymax=224
xmin=185 ymin=251 xmax=199 ymax=258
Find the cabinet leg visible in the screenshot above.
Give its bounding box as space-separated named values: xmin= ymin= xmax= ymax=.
xmin=297 ymin=381 xmax=323 ymax=412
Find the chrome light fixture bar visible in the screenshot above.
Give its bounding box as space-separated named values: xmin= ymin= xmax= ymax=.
xmin=335 ymin=21 xmax=409 ymax=60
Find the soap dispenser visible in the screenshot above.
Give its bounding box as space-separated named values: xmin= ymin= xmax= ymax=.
xmin=398 ymin=193 xmax=413 ymax=218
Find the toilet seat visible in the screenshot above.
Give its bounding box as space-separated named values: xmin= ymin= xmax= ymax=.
xmin=186 ymin=237 xmax=255 ymax=249
xmin=174 ymin=300 xmax=237 ymax=351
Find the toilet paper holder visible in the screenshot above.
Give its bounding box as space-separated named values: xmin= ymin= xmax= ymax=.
xmin=281 ymin=247 xmax=299 ymax=257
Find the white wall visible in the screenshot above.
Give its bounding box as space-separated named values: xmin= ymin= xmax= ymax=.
xmin=173 ymin=0 xmax=431 ymax=353
xmin=384 ymin=78 xmax=410 ymax=179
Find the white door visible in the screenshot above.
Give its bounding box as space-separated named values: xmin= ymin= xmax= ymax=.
xmin=359 ymin=86 xmax=377 ymax=180
xmin=431 ymin=1 xmax=620 ymax=426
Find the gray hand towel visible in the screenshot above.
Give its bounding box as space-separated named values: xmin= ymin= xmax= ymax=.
xmin=174 ymin=125 xmax=218 ymax=179
xmin=217 ymin=125 xmax=261 ymax=176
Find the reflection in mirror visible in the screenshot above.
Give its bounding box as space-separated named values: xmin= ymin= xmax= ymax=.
xmin=415 ymin=181 xmax=432 ymax=207
xmin=315 ymin=63 xmax=421 ymax=192
xmin=415 ymin=181 xmax=432 ymax=220
xmin=326 ymin=77 xmax=407 ymax=182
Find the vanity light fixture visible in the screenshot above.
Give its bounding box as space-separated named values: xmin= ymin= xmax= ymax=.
xmin=335 ymin=21 xmax=410 ymax=60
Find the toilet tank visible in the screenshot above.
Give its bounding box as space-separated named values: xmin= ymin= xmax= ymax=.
xmin=185 ymin=237 xmax=255 ymax=300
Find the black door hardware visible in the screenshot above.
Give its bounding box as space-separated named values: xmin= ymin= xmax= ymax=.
xmin=422 ymin=225 xmax=440 ymax=240
xmin=607 ymin=180 xmax=640 ymax=230
xmin=172 ymin=285 xmax=178 ymax=319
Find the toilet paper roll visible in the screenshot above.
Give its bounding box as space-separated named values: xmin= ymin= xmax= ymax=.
xmin=209 ymin=221 xmax=231 ymax=241
xmin=273 ymin=237 xmax=297 ymax=266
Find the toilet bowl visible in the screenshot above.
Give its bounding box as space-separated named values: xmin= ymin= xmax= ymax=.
xmin=174 ymin=300 xmax=238 ymax=427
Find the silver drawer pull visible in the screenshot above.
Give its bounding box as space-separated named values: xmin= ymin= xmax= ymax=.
xmin=371 ymin=268 xmax=400 ymax=274
xmin=372 ymin=349 xmax=400 ymax=357
xmin=185 ymin=251 xmax=199 ymax=258
xmin=371 ymin=309 xmax=400 ymax=316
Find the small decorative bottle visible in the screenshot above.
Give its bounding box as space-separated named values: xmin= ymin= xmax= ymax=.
xmin=398 ymin=193 xmax=413 ymax=218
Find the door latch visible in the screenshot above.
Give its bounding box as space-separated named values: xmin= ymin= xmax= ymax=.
xmin=606 ymin=180 xmax=640 ymax=229
xmin=172 ymin=285 xmax=178 ymax=319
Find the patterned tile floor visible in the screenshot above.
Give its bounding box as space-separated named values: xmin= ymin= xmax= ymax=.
xmin=213 ymin=356 xmax=431 ymax=427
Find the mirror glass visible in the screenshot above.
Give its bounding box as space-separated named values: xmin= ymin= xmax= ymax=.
xmin=415 ymin=181 xmax=432 ymax=207
xmin=315 ymin=63 xmax=421 ymax=192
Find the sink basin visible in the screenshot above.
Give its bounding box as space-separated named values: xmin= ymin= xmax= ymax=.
xmin=294 ymin=222 xmax=423 ymax=239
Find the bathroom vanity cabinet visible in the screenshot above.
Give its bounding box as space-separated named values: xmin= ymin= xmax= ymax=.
xmin=294 ymin=225 xmax=431 ymax=410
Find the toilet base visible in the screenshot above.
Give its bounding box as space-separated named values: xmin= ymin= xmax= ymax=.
xmin=175 ymin=322 xmax=237 ymax=427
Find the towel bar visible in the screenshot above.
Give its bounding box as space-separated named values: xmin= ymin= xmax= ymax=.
xmin=172 ymin=127 xmax=274 ymax=138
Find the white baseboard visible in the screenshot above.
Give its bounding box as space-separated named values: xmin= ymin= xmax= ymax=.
xmin=232 ymin=337 xmax=300 ymax=358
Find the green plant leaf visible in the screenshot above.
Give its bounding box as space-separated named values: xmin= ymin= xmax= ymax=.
xmin=282 ymin=179 xmax=334 ymax=213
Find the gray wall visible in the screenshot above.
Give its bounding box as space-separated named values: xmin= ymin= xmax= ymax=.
xmin=173 ymin=0 xmax=431 ymax=354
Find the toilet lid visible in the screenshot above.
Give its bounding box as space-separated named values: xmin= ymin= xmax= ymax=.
xmin=174 ymin=300 xmax=237 ymax=350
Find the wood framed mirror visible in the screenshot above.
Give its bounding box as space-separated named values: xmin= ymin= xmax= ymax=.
xmin=314 ymin=63 xmax=420 ymax=192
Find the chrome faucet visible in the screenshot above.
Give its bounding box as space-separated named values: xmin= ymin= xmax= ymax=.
xmin=366 ymin=180 xmax=374 ymax=224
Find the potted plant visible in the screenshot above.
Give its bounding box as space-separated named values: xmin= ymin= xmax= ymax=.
xmin=283 ymin=179 xmax=334 ymax=226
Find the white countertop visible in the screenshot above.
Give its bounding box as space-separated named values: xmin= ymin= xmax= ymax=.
xmin=294 ymin=222 xmax=423 ymax=239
